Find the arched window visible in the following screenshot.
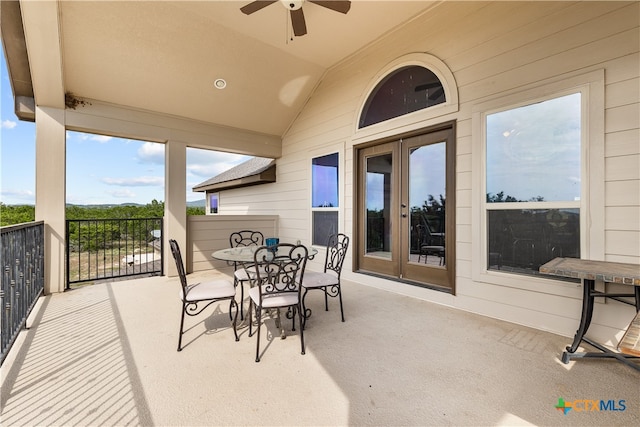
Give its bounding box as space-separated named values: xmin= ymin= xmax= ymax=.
xmin=359 ymin=66 xmax=446 ymax=128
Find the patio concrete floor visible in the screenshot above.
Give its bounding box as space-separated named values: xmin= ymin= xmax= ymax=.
xmin=1 ymin=270 xmax=639 ymax=426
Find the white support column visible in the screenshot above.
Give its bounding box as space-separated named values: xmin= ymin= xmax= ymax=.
xmin=164 ymin=140 xmax=187 ymax=277
xmin=34 ymin=106 xmax=66 ymax=294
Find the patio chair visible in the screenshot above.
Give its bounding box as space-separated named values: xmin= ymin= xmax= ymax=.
xmin=248 ymin=243 xmax=308 ymax=362
xmin=416 ymin=224 xmax=445 ymax=266
xmin=229 ymin=230 xmax=264 ymax=319
xmin=169 ymin=239 xmax=239 ymax=351
xmin=301 ymin=233 xmax=349 ymax=328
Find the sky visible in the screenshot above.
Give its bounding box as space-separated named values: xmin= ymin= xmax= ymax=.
xmin=0 ymin=54 xmax=250 ymax=206
xmin=486 ymin=92 xmax=581 ymax=202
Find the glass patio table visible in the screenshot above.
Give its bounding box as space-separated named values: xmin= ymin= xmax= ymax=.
xmin=212 ymin=245 xmax=317 ymax=263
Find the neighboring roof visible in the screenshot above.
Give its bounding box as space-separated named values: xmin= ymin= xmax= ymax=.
xmin=192 ymin=157 xmax=276 ymax=193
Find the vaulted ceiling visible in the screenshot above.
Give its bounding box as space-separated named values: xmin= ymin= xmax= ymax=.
xmin=3 ymin=0 xmax=439 ymax=138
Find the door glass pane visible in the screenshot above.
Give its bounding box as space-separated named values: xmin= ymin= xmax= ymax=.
xmin=409 ymin=143 xmax=446 ymax=266
xmin=366 ymin=153 xmax=392 ymax=258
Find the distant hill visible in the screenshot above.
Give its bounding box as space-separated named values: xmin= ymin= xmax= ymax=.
xmin=3 ymin=200 xmax=206 ymax=208
xmin=65 ymin=203 xmax=143 ymax=208
xmin=62 ymin=199 xmax=206 ymax=208
xmin=187 ymin=199 xmax=205 ymax=207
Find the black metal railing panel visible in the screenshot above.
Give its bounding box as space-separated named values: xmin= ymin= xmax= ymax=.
xmin=66 ymin=218 xmax=163 ymax=287
xmin=1 ymin=221 xmax=45 ymax=366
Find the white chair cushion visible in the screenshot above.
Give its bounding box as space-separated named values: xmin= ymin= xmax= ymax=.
xmin=248 ymin=286 xmax=299 ymax=308
xmin=234 ymin=268 xmax=255 ymax=282
xmin=234 ymin=265 xmax=269 ymax=282
xmin=181 ymin=279 xmax=235 ymax=301
xmin=301 ymin=271 xmax=338 ymax=289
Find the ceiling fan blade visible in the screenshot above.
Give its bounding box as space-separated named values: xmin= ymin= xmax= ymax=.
xmin=309 ymin=0 xmax=351 ymax=14
xmin=240 ymin=1 xmax=277 ymax=15
xmin=291 ymin=8 xmax=307 ymax=36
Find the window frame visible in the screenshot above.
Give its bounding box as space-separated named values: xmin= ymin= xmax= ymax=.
xmin=471 ymin=70 xmax=605 ymax=297
xmin=310 ymin=147 xmax=343 ymax=247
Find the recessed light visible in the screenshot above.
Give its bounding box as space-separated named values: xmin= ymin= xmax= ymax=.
xmin=214 ymin=79 xmax=227 ymax=89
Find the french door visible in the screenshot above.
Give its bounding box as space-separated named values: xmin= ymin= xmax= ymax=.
xmin=355 ymin=125 xmax=455 ymax=292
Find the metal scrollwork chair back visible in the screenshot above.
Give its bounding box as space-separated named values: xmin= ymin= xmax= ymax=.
xmin=301 ymin=233 xmax=349 ymax=329
xmin=229 ymin=230 xmax=264 ymax=248
xmin=169 ymin=239 xmax=239 ymax=351
xmin=228 ymin=230 xmax=264 ymax=319
xmin=248 ymin=243 xmax=308 ymax=362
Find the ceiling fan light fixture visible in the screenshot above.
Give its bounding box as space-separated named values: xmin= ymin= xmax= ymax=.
xmin=281 ymin=0 xmax=303 ymax=11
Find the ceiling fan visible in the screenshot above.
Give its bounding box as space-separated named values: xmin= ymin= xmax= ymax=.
xmin=240 ymin=0 xmax=352 ymax=37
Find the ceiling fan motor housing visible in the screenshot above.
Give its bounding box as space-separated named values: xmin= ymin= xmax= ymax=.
xmin=282 ymin=0 xmax=304 ymax=11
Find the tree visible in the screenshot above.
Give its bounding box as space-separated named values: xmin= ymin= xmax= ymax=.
xmin=486 ymin=191 xmax=519 ymax=203
xmin=0 ymin=203 xmax=35 ymax=226
xmin=1 ymin=200 xmax=203 ymax=227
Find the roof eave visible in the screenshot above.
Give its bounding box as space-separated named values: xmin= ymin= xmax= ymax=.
xmin=193 ymin=165 xmax=276 ymax=193
xmin=1 ymin=0 xmax=36 ymax=122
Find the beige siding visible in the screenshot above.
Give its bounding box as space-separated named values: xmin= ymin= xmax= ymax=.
xmin=218 ymin=2 xmax=639 ymax=342
xmin=187 ymin=215 xmax=278 ymax=273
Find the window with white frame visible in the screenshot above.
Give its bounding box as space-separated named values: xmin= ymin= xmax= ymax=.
xmin=208 ymin=192 xmax=219 ymax=214
xmin=311 ymin=153 xmax=339 ymax=246
xmin=484 ymin=93 xmax=582 ymax=277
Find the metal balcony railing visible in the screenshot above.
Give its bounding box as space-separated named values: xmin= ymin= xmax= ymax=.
xmin=66 ymin=218 xmax=163 ymax=288
xmin=1 ymin=221 xmax=45 ymax=365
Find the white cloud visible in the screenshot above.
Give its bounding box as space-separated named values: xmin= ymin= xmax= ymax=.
xmin=1 ymin=119 xmax=17 ymax=129
xmin=106 ymin=189 xmax=137 ymax=199
xmin=186 ymin=148 xmax=250 ymax=178
xmin=188 ymin=163 xmax=232 ymax=178
xmin=137 ymin=142 xmax=165 ymax=165
xmin=90 ymin=134 xmax=112 ymax=143
xmin=0 ymin=189 xmax=35 ymax=204
xmin=72 ymin=132 xmax=111 ymax=143
xmin=101 ymin=176 xmax=163 ymax=187
xmin=1 ymin=189 xmax=34 ymax=198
